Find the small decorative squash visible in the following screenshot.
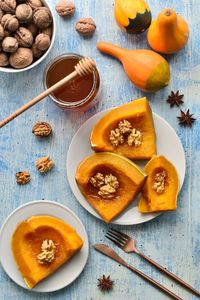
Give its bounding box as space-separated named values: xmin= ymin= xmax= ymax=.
xmin=12 ymin=216 xmax=83 ymax=288
xmin=114 ymin=0 xmax=152 ymax=34
xmin=76 ymin=152 xmax=147 ymax=223
xmin=91 ymin=97 xmax=156 ymax=160
xmin=138 ymin=155 xmax=179 ymax=213
xmin=97 ymin=41 xmax=170 ymax=92
xmin=147 ymin=8 xmax=189 ymax=54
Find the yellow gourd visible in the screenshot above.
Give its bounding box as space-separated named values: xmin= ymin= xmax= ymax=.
xmin=147 ymin=8 xmax=189 ymax=54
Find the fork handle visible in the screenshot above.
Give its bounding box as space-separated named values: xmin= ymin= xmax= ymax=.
xmin=127 ymin=264 xmax=183 ymax=300
xmin=137 ymin=251 xmax=200 ymax=297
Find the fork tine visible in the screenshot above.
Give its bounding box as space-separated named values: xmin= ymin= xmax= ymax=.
xmin=105 ymin=234 xmax=124 ymax=249
xmin=108 ymin=228 xmax=129 ymax=240
xmin=106 ymin=232 xmax=126 ymax=246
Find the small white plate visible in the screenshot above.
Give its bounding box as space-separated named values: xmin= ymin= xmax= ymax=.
xmin=67 ymin=109 xmax=186 ymax=225
xmin=0 ymin=200 xmax=89 ymax=292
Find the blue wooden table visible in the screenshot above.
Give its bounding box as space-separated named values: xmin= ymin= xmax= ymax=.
xmin=0 ymin=0 xmax=199 ymax=299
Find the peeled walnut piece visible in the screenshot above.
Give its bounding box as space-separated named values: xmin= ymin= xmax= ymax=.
xmin=14 ymin=27 xmax=33 ymax=47
xmin=33 ymin=7 xmax=52 ymax=29
xmin=0 ymin=24 xmax=4 ymax=40
xmin=1 ymin=14 xmax=19 ymax=32
xmin=35 ymin=33 xmax=50 ymax=51
xmin=36 ymin=156 xmax=54 ymax=173
xmin=55 ymin=0 xmax=75 ymax=17
xmin=76 ymin=18 xmax=96 ymax=35
xmin=16 ymin=171 xmax=31 ymax=185
xmin=16 ymin=4 xmax=33 ymax=23
xmin=32 ymin=122 xmax=52 ymax=137
xmin=2 ymin=36 xmax=18 ymax=52
xmin=0 ymin=0 xmax=16 ymax=14
xmin=26 ymin=0 xmax=43 ymax=9
xmin=9 ymin=47 xmax=33 ymax=68
xmin=0 ymin=51 xmax=9 ymax=66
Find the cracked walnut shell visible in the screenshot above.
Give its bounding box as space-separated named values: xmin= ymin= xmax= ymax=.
xmin=32 ymin=122 xmax=52 ymax=137
xmin=16 ymin=171 xmax=31 ymax=185
xmin=36 ymin=156 xmax=54 ymax=173
xmin=76 ymin=18 xmax=96 ymax=35
xmin=55 ymin=0 xmax=75 ymax=17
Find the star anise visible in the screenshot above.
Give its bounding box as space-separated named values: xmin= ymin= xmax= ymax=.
xmin=177 ymin=109 xmax=196 ymax=127
xmin=97 ymin=275 xmax=114 ymax=291
xmin=167 ymin=91 xmax=184 ymax=107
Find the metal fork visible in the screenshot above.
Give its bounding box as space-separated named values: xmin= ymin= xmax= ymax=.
xmin=105 ymin=228 xmax=200 ymax=298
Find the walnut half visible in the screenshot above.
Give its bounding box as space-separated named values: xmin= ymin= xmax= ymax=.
xmin=16 ymin=171 xmax=31 ymax=185
xmin=36 ymin=156 xmax=54 ymax=173
xmin=32 ymin=122 xmax=52 ymax=137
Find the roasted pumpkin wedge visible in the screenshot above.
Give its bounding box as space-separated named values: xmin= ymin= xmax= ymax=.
xmin=12 ymin=216 xmax=83 ymax=289
xmin=75 ymin=152 xmax=147 ymax=223
xmin=138 ymin=155 xmax=179 ymax=213
xmin=90 ymin=97 xmax=156 ymax=160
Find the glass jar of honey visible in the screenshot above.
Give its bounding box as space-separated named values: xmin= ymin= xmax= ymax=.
xmin=43 ymin=53 xmax=100 ymax=110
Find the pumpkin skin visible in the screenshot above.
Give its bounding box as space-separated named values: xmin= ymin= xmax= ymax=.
xmin=114 ymin=0 xmax=152 ymax=34
xmin=147 ymin=8 xmax=189 ymax=54
xmin=75 ymin=152 xmax=147 ymax=223
xmin=90 ymin=97 xmax=156 ymax=160
xmin=12 ymin=216 xmax=83 ymax=288
xmin=97 ymin=41 xmax=170 ymax=92
xmin=138 ymin=155 xmax=179 ymax=213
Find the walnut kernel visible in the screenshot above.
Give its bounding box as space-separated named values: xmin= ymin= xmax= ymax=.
xmin=152 ymin=171 xmax=167 ymax=194
xmin=109 ymin=128 xmax=124 ymax=147
xmin=16 ymin=171 xmax=31 ymax=185
xmin=90 ymin=173 xmax=119 ymax=199
xmin=76 ymin=17 xmax=96 ymax=35
xmin=36 ymin=156 xmax=54 ymax=173
xmin=55 ymin=0 xmax=75 ymax=17
xmin=37 ymin=239 xmax=56 ymax=264
xmin=32 ymin=121 xmax=52 ymax=137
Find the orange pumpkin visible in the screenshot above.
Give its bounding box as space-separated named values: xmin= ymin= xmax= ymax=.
xmin=12 ymin=216 xmax=83 ymax=288
xmin=97 ymin=41 xmax=170 ymax=92
xmin=138 ymin=155 xmax=179 ymax=213
xmin=147 ymin=8 xmax=189 ymax=54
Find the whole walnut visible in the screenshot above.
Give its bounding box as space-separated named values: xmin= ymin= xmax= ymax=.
xmin=35 ymin=33 xmax=50 ymax=51
xmin=0 ymin=51 xmax=9 ymax=66
xmin=1 ymin=14 xmax=19 ymax=32
xmin=76 ymin=18 xmax=96 ymax=35
xmin=16 ymin=4 xmax=33 ymax=23
xmin=40 ymin=26 xmax=52 ymax=38
xmin=9 ymin=47 xmax=33 ymax=68
xmin=55 ymin=0 xmax=75 ymax=17
xmin=26 ymin=0 xmax=42 ymax=9
xmin=0 ymin=0 xmax=16 ymax=14
xmin=31 ymin=42 xmax=43 ymax=58
xmin=33 ymin=7 xmax=52 ymax=29
xmin=0 ymin=8 xmax=4 ymax=22
xmin=2 ymin=36 xmax=18 ymax=52
xmin=27 ymin=22 xmax=38 ymax=36
xmin=0 ymin=24 xmax=4 ymax=40
xmin=15 ymin=27 xmax=33 ymax=47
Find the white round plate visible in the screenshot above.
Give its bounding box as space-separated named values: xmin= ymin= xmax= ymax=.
xmin=0 ymin=200 xmax=89 ymax=292
xmin=67 ymin=109 xmax=186 ymax=225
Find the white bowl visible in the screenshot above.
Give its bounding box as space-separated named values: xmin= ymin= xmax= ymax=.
xmin=0 ymin=0 xmax=56 ymax=73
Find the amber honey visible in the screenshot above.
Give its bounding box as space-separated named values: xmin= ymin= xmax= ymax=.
xmin=44 ymin=54 xmax=100 ymax=110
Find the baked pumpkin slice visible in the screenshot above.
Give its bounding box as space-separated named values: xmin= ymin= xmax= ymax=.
xmin=12 ymin=215 xmax=83 ymax=289
xmin=75 ymin=152 xmax=147 ymax=223
xmin=90 ymin=97 xmax=156 ymax=160
xmin=138 ymin=155 xmax=179 ymax=213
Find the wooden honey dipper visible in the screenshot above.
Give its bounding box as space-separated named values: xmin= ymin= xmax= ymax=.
xmin=0 ymin=57 xmax=96 ymax=128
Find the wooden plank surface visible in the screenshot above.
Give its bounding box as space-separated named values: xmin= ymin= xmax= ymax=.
xmin=0 ymin=0 xmax=199 ymax=299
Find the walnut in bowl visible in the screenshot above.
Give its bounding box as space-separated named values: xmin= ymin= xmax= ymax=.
xmin=0 ymin=0 xmax=55 ymax=73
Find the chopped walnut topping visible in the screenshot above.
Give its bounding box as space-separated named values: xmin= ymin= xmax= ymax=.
xmin=118 ymin=120 xmax=132 ymax=134
xmin=37 ymin=239 xmax=56 ymax=264
xmin=109 ymin=128 xmax=124 ymax=147
xmin=90 ymin=172 xmax=105 ymax=188
xmin=109 ymin=119 xmax=142 ymax=148
xmin=16 ymin=171 xmax=30 ymax=185
xmin=90 ymin=173 xmax=119 ymax=199
xmin=127 ymin=128 xmax=142 ymax=147
xmin=152 ymin=171 xmax=167 ymax=194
